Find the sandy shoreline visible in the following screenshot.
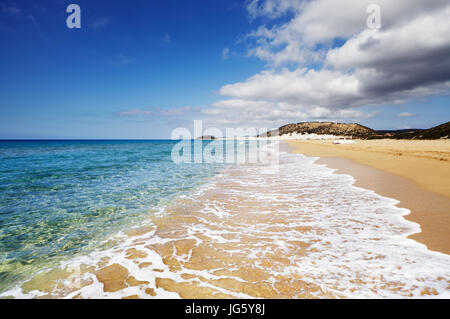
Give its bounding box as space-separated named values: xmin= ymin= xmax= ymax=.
xmin=287 ymin=139 xmax=450 ymax=255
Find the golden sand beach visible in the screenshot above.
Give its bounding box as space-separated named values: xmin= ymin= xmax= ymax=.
xmin=287 ymin=139 xmax=450 ymax=254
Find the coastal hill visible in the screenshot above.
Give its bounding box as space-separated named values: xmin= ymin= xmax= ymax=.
xmin=260 ymin=122 xmax=376 ymax=138
xmin=260 ymin=121 xmax=450 ymax=139
xmin=379 ymin=121 xmax=450 ymax=139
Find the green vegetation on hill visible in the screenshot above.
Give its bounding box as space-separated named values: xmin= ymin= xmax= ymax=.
xmin=372 ymin=122 xmax=450 ymax=139
xmin=261 ymin=121 xmax=450 ymax=139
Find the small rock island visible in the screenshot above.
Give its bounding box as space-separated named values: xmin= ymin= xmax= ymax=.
xmin=195 ymin=135 xmax=216 ymax=140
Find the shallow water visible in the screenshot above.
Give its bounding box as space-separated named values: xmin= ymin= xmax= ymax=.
xmin=1 ymin=141 xmax=449 ymax=298
xmin=0 ymin=140 xmax=226 ymax=293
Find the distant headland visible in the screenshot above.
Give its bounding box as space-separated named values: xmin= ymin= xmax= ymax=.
xmin=260 ymin=121 xmax=449 ymax=140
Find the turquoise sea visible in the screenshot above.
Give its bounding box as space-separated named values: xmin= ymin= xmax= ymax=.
xmin=0 ymin=140 xmax=226 ymax=293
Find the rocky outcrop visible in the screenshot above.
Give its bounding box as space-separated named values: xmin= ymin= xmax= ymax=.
xmin=195 ymin=135 xmax=216 ymax=140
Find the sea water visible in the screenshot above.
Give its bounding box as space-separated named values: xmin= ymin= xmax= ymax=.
xmin=0 ymin=140 xmax=226 ymax=294
xmin=0 ymin=140 xmax=449 ymax=298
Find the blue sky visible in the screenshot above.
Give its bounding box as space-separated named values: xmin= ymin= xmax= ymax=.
xmin=1 ymin=0 xmax=449 ymax=139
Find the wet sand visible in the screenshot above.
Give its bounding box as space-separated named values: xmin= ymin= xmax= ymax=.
xmin=287 ymin=140 xmax=450 ymax=254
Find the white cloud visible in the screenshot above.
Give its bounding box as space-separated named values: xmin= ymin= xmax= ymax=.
xmin=397 ymin=112 xmax=415 ymax=118
xmin=219 ymin=68 xmax=360 ymax=108
xmin=246 ymin=0 xmax=449 ymax=52
xmin=117 ymin=106 xmax=199 ymax=117
xmin=203 ymin=0 xmax=450 ymax=128
xmin=201 ymin=98 xmax=375 ymax=129
xmin=246 ymin=0 xmax=302 ymax=20
xmin=117 ymin=109 xmax=153 ymax=116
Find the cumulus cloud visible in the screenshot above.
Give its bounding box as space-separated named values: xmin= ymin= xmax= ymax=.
xmin=219 ymin=68 xmax=360 ymax=108
xmin=326 ymin=7 xmax=450 ymax=96
xmin=204 ymin=0 xmax=450 ymax=128
xmin=246 ymin=0 xmax=449 ymax=52
xmin=201 ymin=98 xmax=375 ymax=129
